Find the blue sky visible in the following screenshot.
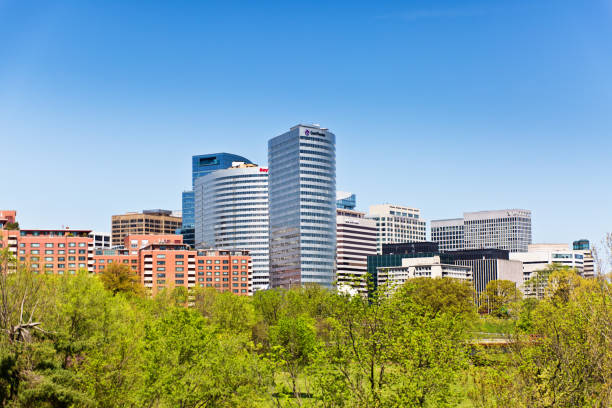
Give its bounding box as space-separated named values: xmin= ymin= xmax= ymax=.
xmin=1 ymin=0 xmax=611 ymax=246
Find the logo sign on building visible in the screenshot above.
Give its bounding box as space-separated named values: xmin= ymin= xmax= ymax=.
xmin=302 ymin=128 xmax=326 ymax=137
xmin=259 ymin=168 xmax=268 ymax=173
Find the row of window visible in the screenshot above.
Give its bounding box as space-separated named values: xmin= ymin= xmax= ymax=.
xmin=20 ymin=242 xmax=87 ymax=248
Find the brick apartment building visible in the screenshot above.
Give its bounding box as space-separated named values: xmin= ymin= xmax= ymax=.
xmin=1 ymin=210 xmax=252 ymax=296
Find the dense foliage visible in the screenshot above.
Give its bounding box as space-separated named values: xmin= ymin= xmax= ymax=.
xmin=0 ymin=249 xmax=610 ymax=407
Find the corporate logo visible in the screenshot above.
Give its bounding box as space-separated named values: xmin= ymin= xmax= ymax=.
xmin=303 ymin=128 xmax=326 ymax=137
xmin=259 ymin=168 xmax=269 ymax=173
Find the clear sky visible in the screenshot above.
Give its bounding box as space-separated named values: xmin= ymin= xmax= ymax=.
xmin=1 ymin=0 xmax=611 ymax=246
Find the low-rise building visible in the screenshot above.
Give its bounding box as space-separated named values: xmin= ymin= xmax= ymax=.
xmin=449 ymin=249 xmax=523 ymax=304
xmin=17 ymin=229 xmax=94 ymax=274
xmin=376 ymin=255 xmax=471 ymax=293
xmin=510 ymin=243 xmax=586 ymax=297
xmin=92 ymin=234 xmax=252 ymax=296
xmin=573 ymin=239 xmax=595 ymax=278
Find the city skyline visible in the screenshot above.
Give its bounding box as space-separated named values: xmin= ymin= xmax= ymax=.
xmin=2 ymin=0 xmax=611 ymax=244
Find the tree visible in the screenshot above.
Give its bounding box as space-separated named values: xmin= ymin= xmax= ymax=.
xmin=508 ymin=271 xmax=612 ymax=407
xmin=98 ymin=262 xmax=142 ymax=296
xmin=269 ymin=315 xmax=318 ymax=400
xmin=192 ymin=288 xmax=256 ymax=334
xmin=3 ymin=222 xmax=18 ymax=231
xmin=311 ymin=285 xmax=470 ymax=407
xmin=396 ymin=277 xmax=475 ymax=317
xmin=478 ymin=279 xmax=522 ymax=317
xmin=140 ymin=307 xmax=271 ymax=407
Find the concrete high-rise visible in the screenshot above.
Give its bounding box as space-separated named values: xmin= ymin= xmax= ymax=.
xmin=336 ymin=208 xmax=377 ymax=294
xmin=111 ymin=210 xmax=182 ymax=246
xmin=367 ymin=204 xmax=427 ymax=254
xmin=194 ymin=162 xmax=270 ymax=291
xmin=432 ymin=209 xmax=532 ymax=253
xmin=268 ymin=124 xmax=336 ymax=288
xmin=181 ymin=153 xmax=252 ymax=247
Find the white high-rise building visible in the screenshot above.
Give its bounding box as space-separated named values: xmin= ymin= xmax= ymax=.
xmin=367 ymin=204 xmax=426 ymax=254
xmin=268 ymin=124 xmax=336 ymax=288
xmin=194 ymin=162 xmax=270 ymax=291
xmin=432 ymin=209 xmax=532 ymax=253
xmin=430 ymin=218 xmax=464 ymax=252
xmin=336 ymin=208 xmax=377 ymax=294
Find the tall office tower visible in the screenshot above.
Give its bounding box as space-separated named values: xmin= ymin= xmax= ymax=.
xmin=268 ymin=124 xmax=336 ymax=288
xmin=181 ymin=153 xmax=252 ymax=247
xmin=336 ymin=208 xmax=377 ymax=294
xmin=430 ymin=218 xmax=464 ymax=252
xmin=111 ymin=209 xmax=182 ymax=246
xmin=510 ymin=244 xmax=585 ymax=296
xmin=367 ymin=204 xmax=427 ymax=254
xmin=336 ymin=191 xmax=356 ymax=210
xmin=431 ymin=209 xmax=532 ymax=253
xmin=573 ymin=239 xmax=595 ymax=278
xmin=194 ymin=162 xmax=270 ymax=291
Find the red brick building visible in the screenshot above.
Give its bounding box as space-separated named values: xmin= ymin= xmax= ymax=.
xmin=1 ymin=210 xmax=253 ymax=296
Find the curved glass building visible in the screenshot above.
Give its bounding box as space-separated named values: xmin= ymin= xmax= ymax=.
xmin=181 ymin=153 xmax=252 ymax=247
xmin=194 ymin=163 xmax=269 ymax=290
xmin=268 ymin=124 xmax=336 ymax=288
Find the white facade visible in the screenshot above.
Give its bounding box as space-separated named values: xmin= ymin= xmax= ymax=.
xmin=194 ymin=163 xmax=270 ymax=291
xmin=376 ymin=255 xmax=472 ymax=293
xmin=510 ymin=243 xmax=585 ymax=297
xmin=367 ymin=204 xmax=427 ymax=254
xmin=430 ymin=218 xmax=464 ymax=252
xmin=88 ymin=232 xmax=111 ymax=249
xmin=432 ymin=209 xmax=532 ymax=253
xmin=336 ymin=209 xmax=377 ymax=294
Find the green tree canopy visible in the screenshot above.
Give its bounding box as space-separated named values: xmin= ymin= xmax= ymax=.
xmin=98 ymin=262 xmax=142 ymax=296
xmin=478 ymin=279 xmax=522 ymax=317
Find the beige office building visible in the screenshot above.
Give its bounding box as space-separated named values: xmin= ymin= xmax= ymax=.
xmin=111 ymin=209 xmax=182 ymax=246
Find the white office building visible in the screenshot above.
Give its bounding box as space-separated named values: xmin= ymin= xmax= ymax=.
xmin=510 ymin=243 xmax=585 ymax=297
xmin=430 ymin=218 xmax=464 ymax=252
xmin=573 ymin=239 xmax=595 ymax=278
xmin=368 ymin=204 xmax=427 ymax=254
xmin=268 ymin=124 xmax=336 ymax=288
xmin=432 ymin=209 xmax=532 ymax=253
xmin=376 ymin=255 xmax=472 ymax=293
xmin=336 ymin=208 xmax=377 ymax=295
xmin=194 ymin=162 xmax=270 ymax=291
xmin=89 ymin=232 xmax=111 ymax=249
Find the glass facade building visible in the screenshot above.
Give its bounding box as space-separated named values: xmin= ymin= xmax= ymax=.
xmin=194 ymin=164 xmax=269 ymax=291
xmin=181 ymin=153 xmax=252 ymax=247
xmin=336 ymin=192 xmax=356 ymax=210
xmin=181 ymin=191 xmax=195 ymax=228
xmin=268 ymin=124 xmax=336 ymax=288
